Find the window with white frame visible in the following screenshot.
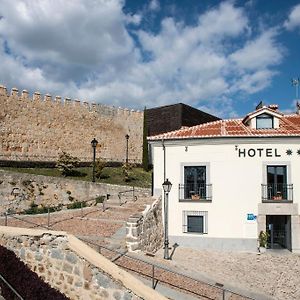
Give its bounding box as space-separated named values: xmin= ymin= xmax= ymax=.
xmin=183 ymin=211 xmax=208 ymax=233
xmin=179 ymin=165 xmax=212 ymax=200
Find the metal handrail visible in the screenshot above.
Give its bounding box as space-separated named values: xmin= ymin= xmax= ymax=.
xmin=0 ymin=273 xmax=24 ymax=299
xmin=261 ymin=183 xmax=293 ymax=201
xmin=179 ymin=183 xmax=212 ymax=201
xmin=118 ymin=186 xmax=137 ymax=205
xmin=79 ymin=237 xmax=255 ymax=300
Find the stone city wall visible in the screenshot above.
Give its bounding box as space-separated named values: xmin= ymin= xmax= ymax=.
xmin=0 ymin=227 xmax=167 ymax=300
xmin=0 ymin=170 xmax=151 ymax=214
xmin=126 ymin=197 xmax=163 ymax=253
xmin=0 ymin=85 xmax=143 ymax=163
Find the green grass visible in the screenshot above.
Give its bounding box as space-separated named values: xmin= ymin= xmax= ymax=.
xmin=0 ymin=166 xmax=152 ymax=188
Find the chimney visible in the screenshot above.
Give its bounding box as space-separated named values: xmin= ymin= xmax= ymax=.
xmin=268 ymin=104 xmax=279 ymax=111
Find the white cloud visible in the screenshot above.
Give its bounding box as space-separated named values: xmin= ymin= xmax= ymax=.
xmin=284 ymin=4 xmax=300 ymax=31
xmin=229 ymin=29 xmax=284 ymax=71
xmin=149 ymin=0 xmax=160 ymax=11
xmin=0 ymin=0 xmax=286 ymax=116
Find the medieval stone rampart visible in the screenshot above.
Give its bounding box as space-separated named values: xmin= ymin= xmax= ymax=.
xmin=0 ymin=85 xmax=143 ymax=163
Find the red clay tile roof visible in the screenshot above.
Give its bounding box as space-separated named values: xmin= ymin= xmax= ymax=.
xmin=148 ymin=113 xmax=300 ymax=140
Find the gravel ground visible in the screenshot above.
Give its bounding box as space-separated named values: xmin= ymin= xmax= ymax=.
xmin=146 ymin=247 xmax=300 ymax=300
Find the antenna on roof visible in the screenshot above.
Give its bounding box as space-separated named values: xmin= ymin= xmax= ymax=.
xmin=255 ymin=101 xmax=263 ymax=110
xmin=291 ymin=78 xmax=300 ymax=99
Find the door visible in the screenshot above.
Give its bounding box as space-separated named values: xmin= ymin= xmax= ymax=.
xmin=267 ymin=166 xmax=287 ymax=200
xmin=184 ymin=166 xmax=206 ymax=199
xmin=266 ymin=215 xmax=291 ymax=250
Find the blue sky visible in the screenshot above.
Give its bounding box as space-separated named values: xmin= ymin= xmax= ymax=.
xmin=0 ymin=0 xmax=300 ymax=118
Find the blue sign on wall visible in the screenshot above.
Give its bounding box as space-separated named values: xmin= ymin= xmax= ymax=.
xmin=247 ymin=213 xmax=257 ymax=221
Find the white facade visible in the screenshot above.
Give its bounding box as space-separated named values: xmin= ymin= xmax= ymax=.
xmin=149 ymin=107 xmax=300 ymax=252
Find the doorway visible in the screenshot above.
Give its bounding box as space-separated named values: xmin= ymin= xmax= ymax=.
xmin=266 ymin=215 xmax=291 ymax=250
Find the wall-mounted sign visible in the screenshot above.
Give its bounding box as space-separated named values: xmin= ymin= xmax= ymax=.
xmin=238 ymin=148 xmax=281 ymax=158
xmin=235 ymin=147 xmax=300 ymax=158
xmin=247 ymin=213 xmax=257 ymax=221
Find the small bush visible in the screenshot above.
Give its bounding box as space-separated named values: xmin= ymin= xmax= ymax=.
xmin=22 ymin=180 xmax=32 ymax=187
xmin=258 ymin=231 xmax=269 ymax=248
xmin=95 ymin=158 xmax=107 ymax=179
xmin=56 ymin=152 xmax=79 ymax=176
xmin=122 ymin=163 xmax=134 ymax=182
xmin=67 ymin=201 xmax=86 ymax=210
xmin=95 ymin=196 xmax=105 ymax=204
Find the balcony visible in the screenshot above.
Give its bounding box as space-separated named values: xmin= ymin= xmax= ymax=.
xmin=261 ymin=184 xmax=293 ymax=203
xmin=179 ymin=183 xmax=212 ymax=202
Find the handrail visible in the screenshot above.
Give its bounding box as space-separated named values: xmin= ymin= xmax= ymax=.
xmin=118 ymin=186 xmax=137 ymax=205
xmin=0 ymin=273 xmax=24 ymax=300
xmin=79 ymin=237 xmax=256 ymax=300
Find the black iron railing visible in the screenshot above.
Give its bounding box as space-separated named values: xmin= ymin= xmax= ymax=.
xmin=179 ymin=183 xmax=212 ymax=201
xmin=261 ymin=183 xmax=293 ymax=202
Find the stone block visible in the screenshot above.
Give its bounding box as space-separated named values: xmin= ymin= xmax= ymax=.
xmin=93 ymin=272 xmax=110 ymax=288
xmin=65 ymin=252 xmax=77 ymax=264
xmin=63 ymin=263 xmax=73 ymax=274
xmin=51 ymin=248 xmax=64 ymax=260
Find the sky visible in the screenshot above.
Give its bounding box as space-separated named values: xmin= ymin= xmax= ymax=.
xmin=0 ymin=0 xmax=300 ymax=118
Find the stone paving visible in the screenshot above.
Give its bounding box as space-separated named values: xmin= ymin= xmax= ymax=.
xmin=0 ymin=196 xmax=154 ymax=249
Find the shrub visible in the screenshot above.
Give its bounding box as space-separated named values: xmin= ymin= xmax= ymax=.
xmin=67 ymin=201 xmax=86 ymax=209
xmin=95 ymin=158 xmax=107 ymax=179
xmin=56 ymin=151 xmax=79 ymax=176
xmin=258 ymin=231 xmax=269 ymax=248
xmin=122 ymin=163 xmax=134 ymax=182
xmin=95 ymin=195 xmax=105 ymax=204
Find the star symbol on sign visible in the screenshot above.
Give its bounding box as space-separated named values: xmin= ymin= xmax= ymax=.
xmin=286 ymin=149 xmax=293 ymax=155
xmin=297 ymin=149 xmax=300 ymax=155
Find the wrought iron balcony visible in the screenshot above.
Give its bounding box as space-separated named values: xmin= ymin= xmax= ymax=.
xmin=261 ymin=183 xmax=293 ymax=202
xmin=179 ymin=183 xmax=212 ymax=201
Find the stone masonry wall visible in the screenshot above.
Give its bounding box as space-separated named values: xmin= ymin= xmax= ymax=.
xmin=0 ymin=85 xmax=143 ymax=163
xmin=0 ymin=231 xmax=140 ymax=300
xmin=0 ymin=170 xmax=151 ymax=214
xmin=126 ymin=197 xmax=163 ymax=253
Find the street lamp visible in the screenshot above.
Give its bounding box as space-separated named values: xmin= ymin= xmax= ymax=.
xmin=91 ymin=138 xmax=98 ymax=182
xmin=162 ymin=178 xmax=172 ymax=259
xmin=125 ymin=134 xmax=129 ymax=164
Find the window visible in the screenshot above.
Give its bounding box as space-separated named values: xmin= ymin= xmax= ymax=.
xmin=256 ymin=113 xmax=273 ymax=129
xmin=184 ymin=166 xmax=206 ymax=199
xmin=183 ymin=211 xmax=208 ymax=233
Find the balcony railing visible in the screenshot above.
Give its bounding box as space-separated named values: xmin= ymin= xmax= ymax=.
xmin=261 ymin=183 xmax=293 ymax=202
xmin=179 ymin=183 xmax=212 ymax=201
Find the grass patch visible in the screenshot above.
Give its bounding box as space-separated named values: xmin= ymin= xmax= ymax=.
xmin=0 ymin=166 xmax=152 ymax=188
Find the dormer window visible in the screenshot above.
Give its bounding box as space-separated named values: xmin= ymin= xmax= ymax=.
xmin=256 ymin=113 xmax=273 ymax=129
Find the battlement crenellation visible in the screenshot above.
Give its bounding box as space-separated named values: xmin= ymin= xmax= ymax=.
xmin=0 ymin=84 xmax=142 ymax=117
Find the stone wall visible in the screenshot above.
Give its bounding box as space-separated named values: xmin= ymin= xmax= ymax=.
xmin=126 ymin=197 xmax=163 ymax=253
xmin=0 ymin=226 xmax=166 ymax=300
xmin=0 ymin=85 xmax=143 ymax=163
xmin=0 ymin=170 xmax=151 ymax=214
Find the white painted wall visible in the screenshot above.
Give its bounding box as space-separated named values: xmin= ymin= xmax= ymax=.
xmin=152 ymin=138 xmax=300 ymax=243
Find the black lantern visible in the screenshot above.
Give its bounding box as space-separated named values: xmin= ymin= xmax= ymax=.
xmin=91 ymin=138 xmax=98 ymax=182
xmin=162 ymin=178 xmax=172 ymax=259
xmin=125 ymin=134 xmax=129 ymax=164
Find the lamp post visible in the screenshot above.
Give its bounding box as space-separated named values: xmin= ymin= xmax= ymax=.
xmin=162 ymin=178 xmax=172 ymax=259
xmin=91 ymin=138 xmax=98 ymax=182
xmin=125 ymin=134 xmax=129 ymax=164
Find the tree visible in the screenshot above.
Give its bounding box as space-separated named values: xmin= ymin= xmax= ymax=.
xmin=142 ymin=107 xmax=149 ymax=171
xmin=56 ymin=151 xmax=79 ymax=176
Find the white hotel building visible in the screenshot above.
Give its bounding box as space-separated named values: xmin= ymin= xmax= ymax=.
xmin=148 ymin=104 xmax=300 ymax=252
